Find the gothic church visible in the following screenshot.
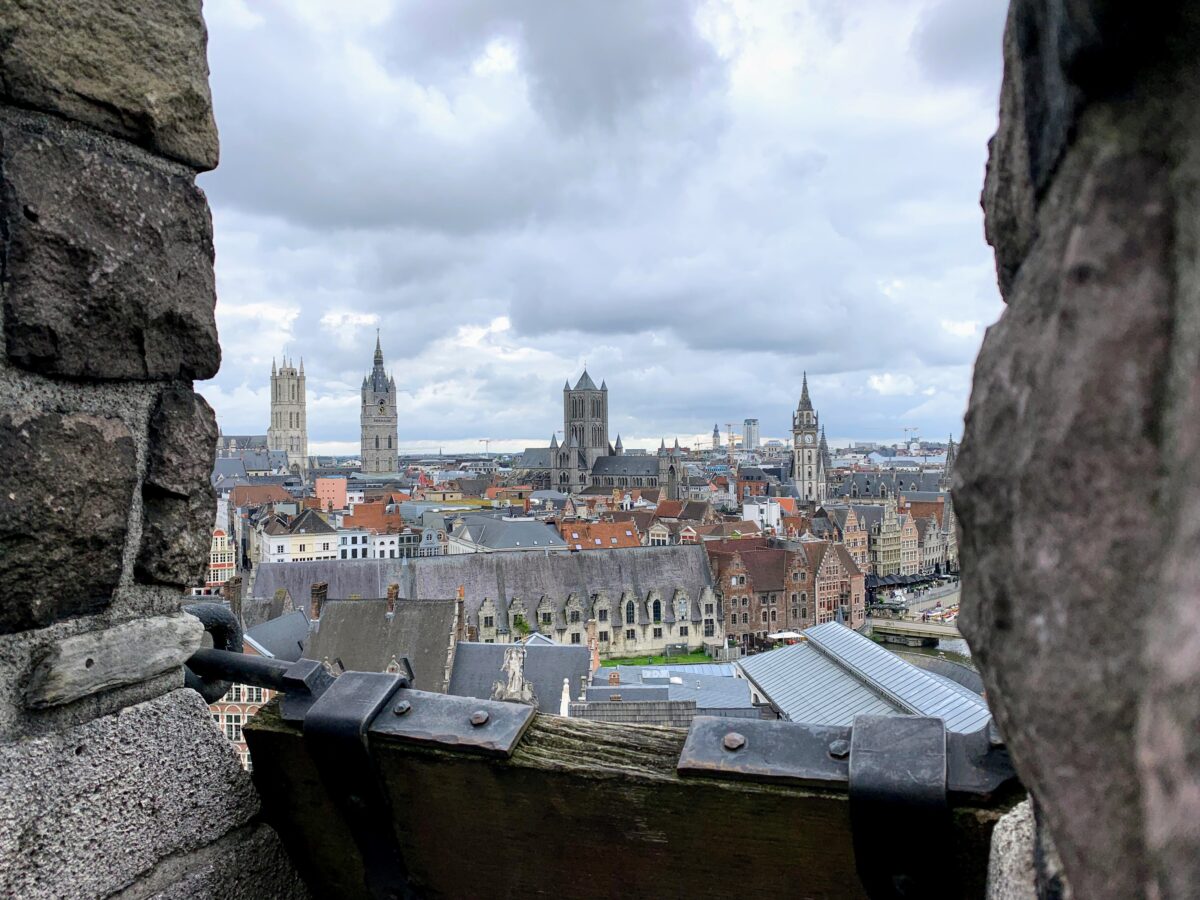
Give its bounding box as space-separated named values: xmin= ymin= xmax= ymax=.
xmin=518 ymin=371 xmax=685 ymax=499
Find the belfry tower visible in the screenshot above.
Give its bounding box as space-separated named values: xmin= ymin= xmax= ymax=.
xmin=360 ymin=333 xmax=398 ymax=474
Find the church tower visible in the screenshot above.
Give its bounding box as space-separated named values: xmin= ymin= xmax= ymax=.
xmin=360 ymin=333 xmax=398 ymax=474
xmin=712 ymin=424 xmax=721 ymax=451
xmin=267 ymin=355 xmax=307 ymax=474
xmin=792 ymin=372 xmax=826 ymax=503
xmin=562 ymin=370 xmax=609 ymax=471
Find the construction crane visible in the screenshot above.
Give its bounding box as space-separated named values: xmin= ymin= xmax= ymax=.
xmin=479 ymin=438 xmax=492 ymax=455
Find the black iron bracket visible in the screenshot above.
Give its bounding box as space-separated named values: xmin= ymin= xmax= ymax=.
xmin=849 ymin=716 xmax=952 ymax=899
xmin=305 ymin=671 xmax=416 ymax=900
xmin=678 ymin=713 xmax=1014 ymax=900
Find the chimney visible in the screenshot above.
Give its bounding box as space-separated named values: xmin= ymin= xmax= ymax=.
xmin=310 ymin=582 xmax=328 ymax=621
xmin=608 ymin=670 xmax=620 ymax=686
xmin=586 ymin=619 xmax=600 ymax=672
xmin=386 ymin=583 xmax=399 ymax=614
xmin=223 ymin=575 xmax=243 ymax=625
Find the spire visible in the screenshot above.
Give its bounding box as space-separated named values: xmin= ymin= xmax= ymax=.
xmin=271 ymin=357 xmax=277 ymax=376
xmin=673 ymin=437 xmax=680 ymax=452
xmin=550 ymin=433 xmax=559 ymax=449
xmin=574 ymin=370 xmax=598 ymax=391
xmin=798 ymin=371 xmax=813 ymax=411
xmin=299 ymin=357 xmax=304 ymax=376
xmin=367 ymin=331 xmax=390 ymax=393
xmin=819 ymin=426 xmax=831 ymax=468
xmin=564 ymin=380 xmax=571 ymax=391
xmin=615 ymin=434 xmax=623 ymax=453
xmin=600 ymin=379 xmax=608 ymax=392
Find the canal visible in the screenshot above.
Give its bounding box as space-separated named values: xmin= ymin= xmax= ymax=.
xmin=892 ymin=636 xmax=974 ymax=669
xmin=869 ymin=582 xmax=975 ymax=670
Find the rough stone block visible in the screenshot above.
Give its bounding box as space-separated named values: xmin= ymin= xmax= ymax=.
xmin=960 ymin=144 xmax=1172 ymax=899
xmin=0 ymin=0 xmax=219 ymax=170
xmin=144 ymin=386 xmax=219 ymax=497
xmin=0 ymin=410 xmax=136 ymax=634
xmin=24 ymin=613 xmax=203 ymax=709
xmin=0 ymin=108 xmax=219 ymax=381
xmin=136 ymin=386 xmax=218 ymax=587
xmin=0 ymin=690 xmax=259 ymax=900
xmin=136 ymin=491 xmax=215 ymax=588
xmin=109 ymin=824 xmax=311 ymax=900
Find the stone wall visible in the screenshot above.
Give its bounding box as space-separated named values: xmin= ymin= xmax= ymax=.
xmin=958 ymin=2 xmax=1200 ymax=898
xmin=0 ymin=2 xmax=302 ymax=896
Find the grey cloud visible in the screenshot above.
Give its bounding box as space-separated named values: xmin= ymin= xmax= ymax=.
xmin=910 ymin=0 xmax=1007 ymax=89
xmin=199 ymin=0 xmax=1005 ymax=448
xmin=379 ymin=0 xmax=725 ymax=131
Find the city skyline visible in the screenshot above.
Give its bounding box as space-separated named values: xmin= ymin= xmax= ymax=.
xmin=197 ymin=0 xmax=1006 ymax=452
xmin=233 ymin=342 xmax=953 ymax=457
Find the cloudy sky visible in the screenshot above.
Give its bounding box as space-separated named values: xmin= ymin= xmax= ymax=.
xmin=197 ymin=0 xmax=1008 ymax=455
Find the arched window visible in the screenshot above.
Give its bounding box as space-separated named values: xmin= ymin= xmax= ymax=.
xmin=625 ymin=601 xmax=636 ymax=625
xmin=652 ymin=599 xmax=661 ymax=623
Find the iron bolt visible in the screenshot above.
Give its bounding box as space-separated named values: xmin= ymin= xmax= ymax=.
xmin=723 ymin=732 xmax=746 ymax=751
xmin=392 ymin=700 xmax=412 ymax=716
xmin=828 ymin=739 xmax=850 ymax=759
xmin=470 ymin=710 xmax=490 ymax=727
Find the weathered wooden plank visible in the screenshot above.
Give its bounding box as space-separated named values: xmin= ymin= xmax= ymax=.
xmin=247 ymin=704 xmax=1015 ymax=899
xmin=24 ymin=614 xmax=202 ymax=708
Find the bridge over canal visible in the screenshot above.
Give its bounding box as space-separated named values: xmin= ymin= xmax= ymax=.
xmin=867 ymin=617 xmax=962 ymax=646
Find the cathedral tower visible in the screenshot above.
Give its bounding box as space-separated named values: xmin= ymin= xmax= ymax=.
xmin=267 ymin=356 xmax=307 ymax=474
xmin=360 ymin=334 xmax=398 ymax=474
xmin=792 ymin=372 xmax=826 ymax=502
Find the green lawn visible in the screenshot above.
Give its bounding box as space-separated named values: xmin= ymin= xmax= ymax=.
xmin=600 ymin=651 xmax=713 ymax=667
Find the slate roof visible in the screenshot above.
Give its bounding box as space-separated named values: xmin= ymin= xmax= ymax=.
xmin=830 ymin=471 xmax=941 ymax=498
xmin=251 ymin=545 xmax=717 ymax=631
xmin=305 ymin=598 xmax=460 ymax=693
xmin=451 ymin=516 xmax=567 ymax=550
xmin=573 ymin=370 xmax=599 ymax=391
xmin=515 ymin=448 xmax=552 ymax=470
xmin=212 ymin=457 xmax=248 ymax=480
xmin=285 ymin=508 xmax=336 ymax=535
xmin=244 ymin=610 xmax=309 ymax=661
xmin=218 ymin=434 xmax=269 ymax=449
xmin=591 ymin=455 xmax=660 ymax=477
xmin=599 ymin=665 xmax=754 ymax=710
xmin=737 ymin=623 xmax=991 ymax=733
xmin=448 ymin=642 xmax=590 ymax=714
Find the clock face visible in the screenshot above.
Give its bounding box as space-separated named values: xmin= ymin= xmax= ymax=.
xmin=804 ymin=433 xmax=814 ymax=444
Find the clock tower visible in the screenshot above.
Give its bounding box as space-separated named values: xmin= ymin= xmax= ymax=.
xmin=792 ymin=372 xmax=826 ymax=502
xmin=360 ymin=333 xmax=399 ymax=474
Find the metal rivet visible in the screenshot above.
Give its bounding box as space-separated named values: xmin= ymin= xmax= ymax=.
xmin=470 ymin=710 xmax=489 ymax=726
xmin=392 ymin=700 xmax=411 ymax=716
xmin=828 ymin=739 xmax=850 ymax=759
xmin=723 ymin=732 xmax=746 ymax=751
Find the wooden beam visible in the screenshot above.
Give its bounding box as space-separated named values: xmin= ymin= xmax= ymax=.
xmin=247 ymin=705 xmax=1014 ymax=899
